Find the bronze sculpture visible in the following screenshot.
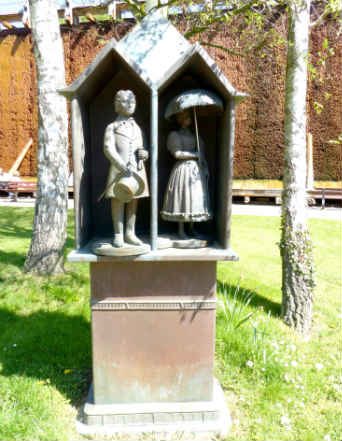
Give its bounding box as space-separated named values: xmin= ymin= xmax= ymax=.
xmin=161 ymin=108 xmax=212 ymax=240
xmin=103 ymin=90 xmax=149 ymax=248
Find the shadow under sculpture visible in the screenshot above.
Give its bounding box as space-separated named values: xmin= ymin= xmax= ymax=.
xmin=93 ymin=90 xmax=150 ymax=256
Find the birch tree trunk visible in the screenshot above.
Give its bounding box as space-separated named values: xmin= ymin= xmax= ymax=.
xmin=24 ymin=0 xmax=69 ymax=275
xmin=280 ymin=0 xmax=315 ymax=333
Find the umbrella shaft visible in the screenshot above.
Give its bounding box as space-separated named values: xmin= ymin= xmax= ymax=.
xmin=193 ymin=107 xmax=200 ymax=155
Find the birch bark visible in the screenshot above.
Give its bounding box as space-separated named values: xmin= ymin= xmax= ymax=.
xmin=281 ymin=0 xmax=315 ymax=333
xmin=24 ymin=0 xmax=69 ymax=275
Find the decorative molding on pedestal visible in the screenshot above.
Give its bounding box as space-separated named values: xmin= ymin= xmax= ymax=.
xmin=90 ymin=299 xmax=217 ymax=311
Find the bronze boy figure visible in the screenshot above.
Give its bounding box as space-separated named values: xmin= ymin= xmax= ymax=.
xmin=103 ymin=90 xmax=149 ymax=248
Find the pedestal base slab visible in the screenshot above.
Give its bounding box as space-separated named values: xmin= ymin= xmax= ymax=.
xmin=77 ymin=379 xmax=231 ymax=438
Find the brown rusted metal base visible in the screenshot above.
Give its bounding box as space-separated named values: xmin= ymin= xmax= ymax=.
xmin=90 ymin=261 xmax=217 ymax=405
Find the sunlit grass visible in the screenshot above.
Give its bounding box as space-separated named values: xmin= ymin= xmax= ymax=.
xmin=0 ymin=208 xmax=90 ymax=440
xmin=217 ymin=215 xmax=341 ymax=441
xmin=0 ymin=207 xmax=340 ymax=440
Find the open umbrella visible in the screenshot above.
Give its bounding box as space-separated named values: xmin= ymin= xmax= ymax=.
xmin=164 ymin=89 xmax=224 ymax=120
xmin=165 ymin=88 xmax=223 ymax=166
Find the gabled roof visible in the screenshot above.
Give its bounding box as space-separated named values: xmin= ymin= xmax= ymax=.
xmin=115 ymin=11 xmax=190 ymax=86
xmin=59 ymin=38 xmax=120 ymax=100
xmin=155 ymin=41 xmax=247 ymax=102
xmin=60 ymin=10 xmax=247 ymax=102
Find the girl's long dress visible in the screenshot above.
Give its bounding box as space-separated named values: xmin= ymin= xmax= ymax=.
xmin=161 ymin=128 xmax=212 ymax=222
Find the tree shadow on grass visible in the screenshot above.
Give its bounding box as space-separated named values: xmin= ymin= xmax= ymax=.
xmin=0 ymin=207 xmax=77 ymax=271
xmin=0 ymin=206 xmax=33 ymax=225
xmin=0 ymin=208 xmax=33 ymax=269
xmin=217 ymin=280 xmax=281 ymax=317
xmin=65 ymin=235 xmax=76 ymax=253
xmin=0 ymin=241 xmax=77 ymax=271
xmin=0 ymin=249 xmax=27 ymax=268
xmin=0 ymin=234 xmax=76 ymax=271
xmin=0 ymin=308 xmax=92 ymax=407
xmin=0 ymin=285 xmax=280 ymax=410
xmin=0 ymin=224 xmax=33 ymax=240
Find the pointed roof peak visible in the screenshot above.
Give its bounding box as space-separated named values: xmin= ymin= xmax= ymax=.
xmin=60 ymin=10 xmax=247 ymax=102
xmin=115 ymin=10 xmax=190 ymax=86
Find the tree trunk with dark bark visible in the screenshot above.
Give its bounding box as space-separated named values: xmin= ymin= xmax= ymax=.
xmin=280 ymin=0 xmax=315 ymax=333
xmin=24 ymin=0 xmax=69 ymax=275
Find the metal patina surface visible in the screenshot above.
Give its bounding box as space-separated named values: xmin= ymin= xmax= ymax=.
xmin=115 ymin=11 xmax=190 ymax=86
xmin=91 ymin=240 xmax=151 ymax=256
xmin=164 ymin=89 xmax=224 ymax=119
xmin=67 ymin=245 xmax=239 ymax=262
xmin=59 ymin=10 xmax=247 ymax=251
xmin=90 ymin=261 xmax=216 ymax=404
xmin=78 ymin=378 xmax=231 ymax=437
xmin=58 ymin=10 xmax=248 ymax=436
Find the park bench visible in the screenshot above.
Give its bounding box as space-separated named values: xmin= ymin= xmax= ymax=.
xmin=0 ymin=180 xmax=73 ymax=201
xmin=0 ymin=180 xmax=37 ymax=200
xmin=232 ymin=188 xmax=342 ymax=208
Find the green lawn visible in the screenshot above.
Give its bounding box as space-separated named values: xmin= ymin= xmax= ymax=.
xmin=217 ymin=215 xmax=341 ymax=441
xmin=0 ymin=207 xmax=340 ymax=441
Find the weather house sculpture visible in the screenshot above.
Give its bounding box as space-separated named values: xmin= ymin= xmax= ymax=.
xmin=60 ymin=9 xmax=247 ymax=437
